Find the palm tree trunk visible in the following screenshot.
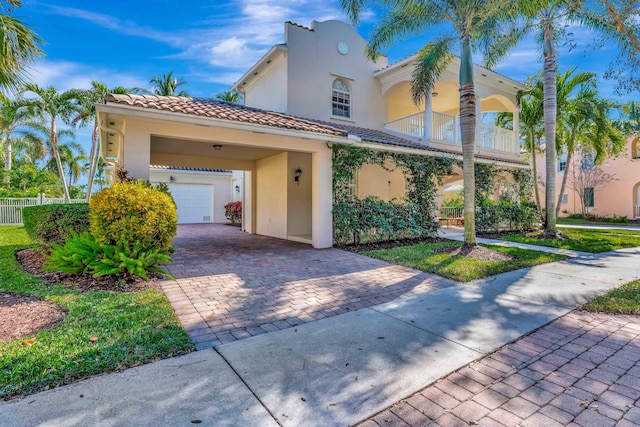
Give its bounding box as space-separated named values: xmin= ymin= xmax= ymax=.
xmin=531 ymin=132 xmax=541 ymax=215
xmin=85 ymin=124 xmax=99 ymax=202
xmin=543 ymin=23 xmax=558 ymax=236
xmin=50 ymin=119 xmax=71 ymax=202
xmin=555 ymin=147 xmax=573 ymax=218
xmin=3 ymin=134 xmax=11 ymax=184
xmin=459 ymin=35 xmax=476 ymax=245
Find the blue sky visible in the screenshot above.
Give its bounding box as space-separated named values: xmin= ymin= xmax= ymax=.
xmin=19 ymin=0 xmax=635 ymax=100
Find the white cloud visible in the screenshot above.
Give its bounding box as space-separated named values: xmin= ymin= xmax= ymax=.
xmin=29 ymin=60 xmax=147 ymax=92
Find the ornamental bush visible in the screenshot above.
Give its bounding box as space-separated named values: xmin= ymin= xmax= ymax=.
xmin=23 ymin=203 xmax=90 ymax=247
xmin=89 ymin=180 xmax=177 ymax=252
xmin=224 ymin=201 xmax=242 ymax=226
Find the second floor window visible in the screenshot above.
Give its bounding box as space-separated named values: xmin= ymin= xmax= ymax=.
xmin=332 ymin=79 xmax=351 ymax=119
xmin=558 ymin=161 xmax=567 ymax=172
xmin=562 ymin=193 xmax=568 ymax=204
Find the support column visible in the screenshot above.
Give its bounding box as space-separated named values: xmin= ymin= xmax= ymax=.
xmin=122 ymin=121 xmax=150 ymax=180
xmin=312 ymin=148 xmax=333 ymax=248
xmin=423 ymin=92 xmax=433 ymax=143
xmin=242 ymin=170 xmax=254 ymax=234
xmin=513 ymin=110 xmax=520 ymax=154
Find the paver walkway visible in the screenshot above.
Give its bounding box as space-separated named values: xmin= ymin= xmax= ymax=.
xmin=361 ymin=311 xmax=640 ymax=427
xmin=163 ymin=224 xmax=455 ymax=349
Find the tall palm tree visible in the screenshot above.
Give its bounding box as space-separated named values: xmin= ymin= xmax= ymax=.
xmin=135 ymin=71 xmax=188 ymax=96
xmin=342 ymin=0 xmax=515 ymax=245
xmin=0 ymin=1 xmax=43 ymax=92
xmin=73 ymin=81 xmax=130 ymax=201
xmin=22 ymin=84 xmax=83 ymax=202
xmin=215 ymin=90 xmax=241 ymax=103
xmin=0 ymin=92 xmax=28 ymax=172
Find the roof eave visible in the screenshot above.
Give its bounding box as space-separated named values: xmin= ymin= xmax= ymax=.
xmin=231 ymin=44 xmax=288 ymax=93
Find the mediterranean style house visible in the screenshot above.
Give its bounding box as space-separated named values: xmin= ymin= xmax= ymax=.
xmin=96 ymin=20 xmax=527 ymax=248
xmin=536 ymin=136 xmax=640 ymax=219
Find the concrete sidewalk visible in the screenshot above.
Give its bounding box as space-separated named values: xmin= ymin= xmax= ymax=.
xmin=2 ymin=246 xmax=640 ymax=426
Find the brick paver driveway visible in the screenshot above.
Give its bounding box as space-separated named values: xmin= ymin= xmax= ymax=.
xmin=361 ymin=311 xmax=640 ymax=427
xmin=162 ymin=224 xmax=455 ymax=349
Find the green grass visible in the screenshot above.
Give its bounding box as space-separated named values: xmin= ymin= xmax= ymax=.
xmin=499 ymin=228 xmax=640 ymax=253
xmin=363 ymin=241 xmax=567 ymax=282
xmin=557 ymin=217 xmax=636 ymax=227
xmin=0 ymin=226 xmax=193 ymax=399
xmin=581 ymin=280 xmax=640 ymax=314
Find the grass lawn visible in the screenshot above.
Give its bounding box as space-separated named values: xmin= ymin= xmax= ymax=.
xmin=557 ymin=217 xmax=638 ymax=227
xmin=499 ymin=228 xmax=640 ymax=253
xmin=581 ymin=280 xmax=640 ymax=315
xmin=363 ymin=241 xmax=567 ymax=282
xmin=0 ymin=226 xmax=193 ymax=399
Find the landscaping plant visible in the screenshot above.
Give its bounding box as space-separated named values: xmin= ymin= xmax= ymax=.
xmin=22 ymin=203 xmax=90 ymax=247
xmin=224 ymin=201 xmax=242 ymax=226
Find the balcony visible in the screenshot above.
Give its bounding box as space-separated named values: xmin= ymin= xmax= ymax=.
xmin=384 ymin=111 xmax=519 ymax=155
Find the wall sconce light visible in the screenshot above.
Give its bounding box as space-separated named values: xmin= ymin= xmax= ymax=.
xmin=169 ymin=176 xmax=175 ymax=182
xmin=213 ymin=144 xmax=223 ymax=151
xmin=294 ymin=168 xmax=302 ymax=183
xmin=431 ymin=92 xmax=438 ymax=97
xmin=235 ymin=185 xmax=240 ymax=193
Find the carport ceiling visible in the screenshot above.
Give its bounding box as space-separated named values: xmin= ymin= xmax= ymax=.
xmin=151 ymin=136 xmax=285 ymax=161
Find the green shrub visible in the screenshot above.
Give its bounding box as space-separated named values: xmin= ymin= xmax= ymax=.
xmin=224 ymin=201 xmax=242 ymax=226
xmin=22 ymin=203 xmax=90 ymax=247
xmin=90 ymin=180 xmax=177 ymax=252
xmin=43 ymin=231 xmax=101 ymax=275
xmin=93 ymin=241 xmax=173 ymax=280
xmin=476 ymin=202 xmax=539 ymax=233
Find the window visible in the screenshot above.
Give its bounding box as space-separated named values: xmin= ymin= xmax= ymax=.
xmin=346 ymin=172 xmax=357 ymax=199
xmin=562 ymin=193 xmax=568 ymax=205
xmin=584 ymin=187 xmax=594 ymax=208
xmin=558 ymin=161 xmax=567 ymax=172
xmin=332 ymin=79 xmax=351 ymax=118
xmin=581 ymin=151 xmax=595 ymax=170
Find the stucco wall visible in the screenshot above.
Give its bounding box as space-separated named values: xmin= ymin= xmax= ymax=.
xmin=149 ymin=169 xmax=232 ymax=223
xmin=287 ymin=152 xmax=312 ymax=237
xmin=244 ymin=56 xmax=288 ymax=113
xmin=285 ymin=20 xmax=388 ymax=129
xmin=357 ymin=163 xmax=407 ymax=202
xmin=535 ymin=137 xmax=640 ymax=219
xmin=256 ymin=152 xmax=288 ymax=239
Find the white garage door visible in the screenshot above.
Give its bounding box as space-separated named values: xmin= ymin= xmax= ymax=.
xmin=167 ymin=183 xmax=214 ymax=224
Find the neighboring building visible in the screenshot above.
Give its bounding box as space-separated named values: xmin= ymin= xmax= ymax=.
xmin=96 ymin=20 xmax=527 ymax=248
xmin=149 ymin=166 xmax=239 ymax=224
xmin=535 ymin=136 xmax=640 ymax=219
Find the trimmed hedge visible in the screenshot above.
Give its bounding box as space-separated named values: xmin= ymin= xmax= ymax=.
xmin=22 ymin=203 xmax=90 ymax=246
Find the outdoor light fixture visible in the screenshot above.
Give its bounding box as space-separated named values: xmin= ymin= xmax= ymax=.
xmin=235 ymin=185 xmax=240 ymax=193
xmin=294 ymin=168 xmax=303 ymax=183
xmin=213 ymin=144 xmax=223 ymax=151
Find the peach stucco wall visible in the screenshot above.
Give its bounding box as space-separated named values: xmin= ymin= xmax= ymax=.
xmin=535 ymin=137 xmax=640 ymax=219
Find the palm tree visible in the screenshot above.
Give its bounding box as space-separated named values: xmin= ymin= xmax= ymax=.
xmin=0 ymin=93 xmax=28 ymax=172
xmin=135 ymin=71 xmax=188 ymax=96
xmin=73 ymin=81 xmax=130 ymax=201
xmin=22 ymin=84 xmax=83 ymax=202
xmin=342 ymin=0 xmax=515 ymax=245
xmin=0 ymin=1 xmax=43 ymax=92
xmin=614 ymin=101 xmax=640 ymax=136
xmin=215 ymin=90 xmax=241 ymax=103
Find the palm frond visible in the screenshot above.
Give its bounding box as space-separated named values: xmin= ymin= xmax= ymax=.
xmin=410 ymin=37 xmax=455 ymax=106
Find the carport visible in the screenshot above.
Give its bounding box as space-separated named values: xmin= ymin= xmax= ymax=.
xmin=96 ymin=94 xmax=342 ymax=248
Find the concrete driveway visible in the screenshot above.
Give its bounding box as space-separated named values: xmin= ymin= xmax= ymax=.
xmin=162 ymin=224 xmax=455 ymax=349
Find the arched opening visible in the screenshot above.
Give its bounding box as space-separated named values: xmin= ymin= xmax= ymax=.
xmin=631 ymin=137 xmax=639 ymax=159
xmin=634 ymin=182 xmax=640 ymax=218
xmin=331 ymin=79 xmax=351 ymax=119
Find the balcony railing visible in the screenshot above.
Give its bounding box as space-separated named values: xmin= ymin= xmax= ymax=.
xmin=384 ymin=111 xmax=518 ymax=154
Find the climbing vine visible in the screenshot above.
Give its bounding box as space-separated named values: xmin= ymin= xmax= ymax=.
xmin=330 ymin=143 xmax=453 ymax=245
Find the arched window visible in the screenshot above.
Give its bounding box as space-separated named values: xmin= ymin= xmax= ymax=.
xmin=632 ymin=137 xmax=639 ymax=159
xmin=332 ymin=79 xmax=351 ymax=119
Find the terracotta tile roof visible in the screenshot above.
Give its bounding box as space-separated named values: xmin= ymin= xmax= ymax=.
xmin=309 ymin=120 xmax=529 ymax=166
xmin=150 ymin=165 xmax=231 ymax=173
xmin=104 ymin=94 xmax=347 ymax=137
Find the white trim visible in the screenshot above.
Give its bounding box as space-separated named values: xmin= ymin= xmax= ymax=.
xmin=330 ymin=71 xmax=355 ymax=81
xmin=232 ymin=44 xmax=288 ymax=92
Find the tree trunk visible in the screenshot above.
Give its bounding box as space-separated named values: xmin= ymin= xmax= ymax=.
xmin=531 ymin=133 xmax=541 ymax=215
xmin=85 ymin=124 xmax=99 ymax=202
xmin=50 ymin=118 xmax=71 ymax=202
xmin=555 ymin=146 xmax=573 ymax=218
xmin=3 ymin=133 xmax=11 ymax=184
xmin=459 ymin=35 xmax=477 ymax=245
xmin=543 ymin=22 xmax=558 ymax=236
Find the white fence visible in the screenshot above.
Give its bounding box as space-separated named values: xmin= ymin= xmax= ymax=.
xmin=0 ymin=196 xmax=85 ymax=225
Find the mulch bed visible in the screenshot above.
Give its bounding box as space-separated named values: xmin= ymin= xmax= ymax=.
xmin=15 ymin=248 xmax=162 ymax=293
xmin=0 ymin=249 xmax=164 ymax=344
xmin=0 ymin=293 xmax=66 ymax=343
xmin=433 ymin=243 xmax=514 ymax=261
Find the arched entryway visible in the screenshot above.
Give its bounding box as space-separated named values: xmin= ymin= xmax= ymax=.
xmin=634 ymin=182 xmax=640 ymax=218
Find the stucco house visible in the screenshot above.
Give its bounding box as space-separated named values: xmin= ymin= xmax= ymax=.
xmin=535 ymin=136 xmax=640 ymax=219
xmin=96 ymin=20 xmax=527 ymax=248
